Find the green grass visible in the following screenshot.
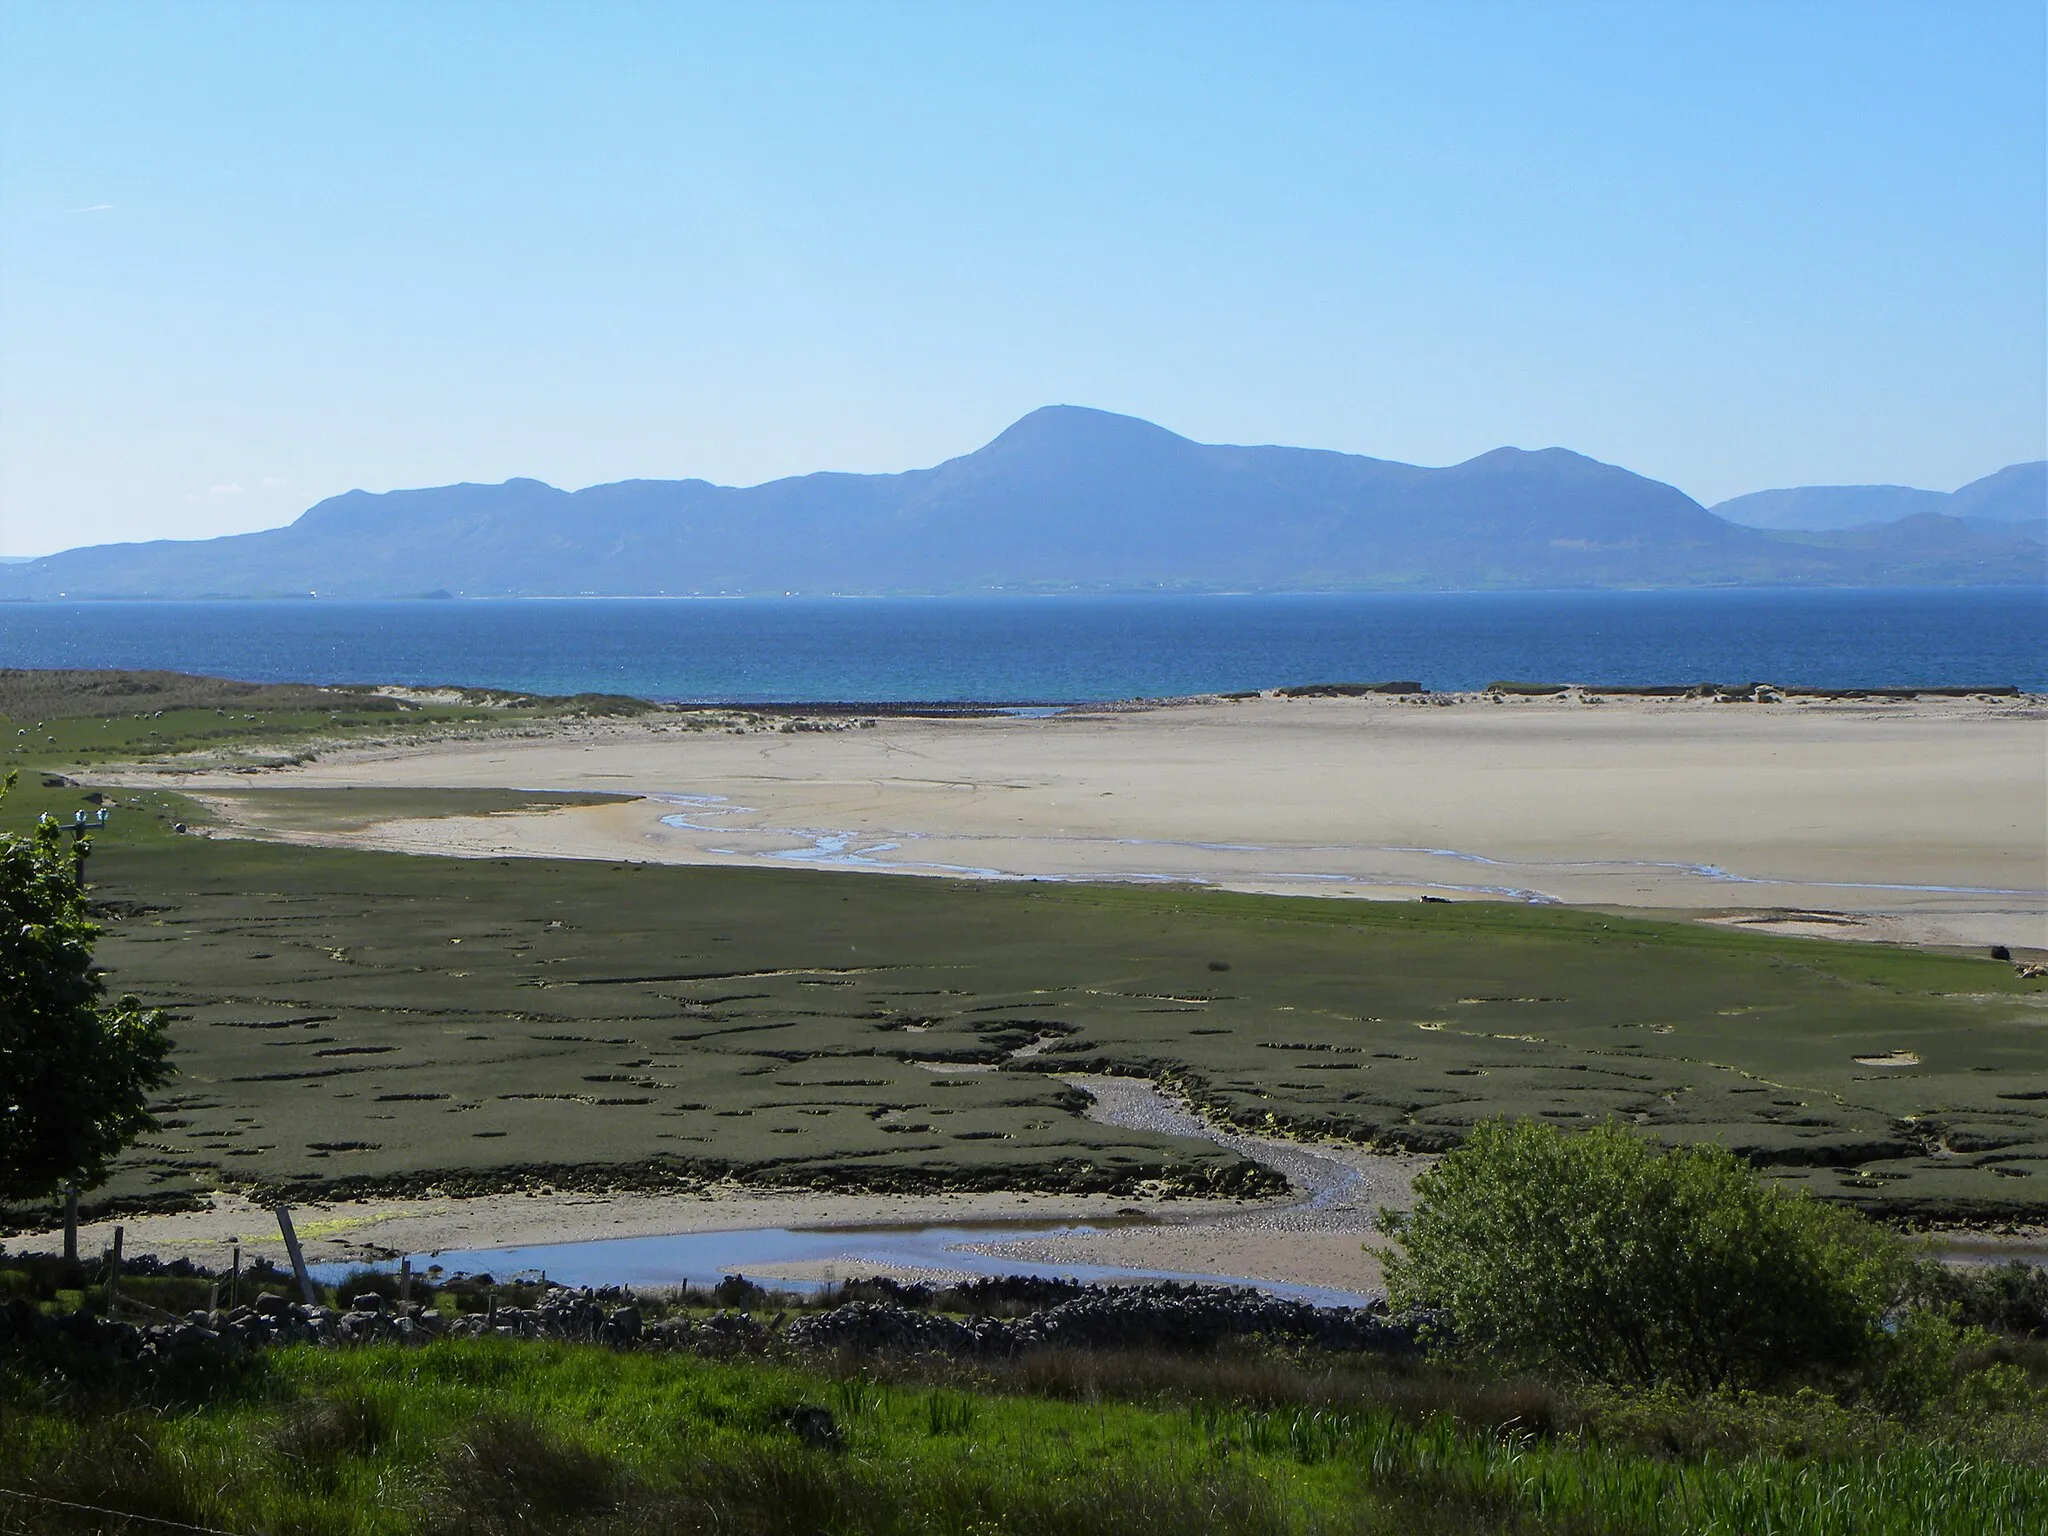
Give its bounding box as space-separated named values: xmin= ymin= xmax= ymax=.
xmin=189 ymin=787 xmax=643 ymax=833
xmin=3 ymin=698 xmax=491 ymax=774
xmin=0 ymin=666 xmax=662 ymax=778
xmin=25 ymin=823 xmax=2041 ymax=1221
xmin=0 ymin=1337 xmax=2042 ymax=1535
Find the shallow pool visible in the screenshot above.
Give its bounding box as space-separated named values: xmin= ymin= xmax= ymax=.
xmin=310 ymin=1220 xmax=1379 ymax=1310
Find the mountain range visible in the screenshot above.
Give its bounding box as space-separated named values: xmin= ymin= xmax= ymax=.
xmin=1710 ymin=462 xmax=2046 ymax=533
xmin=5 ymin=407 xmax=2043 ymax=598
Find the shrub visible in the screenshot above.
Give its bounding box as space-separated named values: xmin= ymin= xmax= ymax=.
xmin=1928 ymin=1260 xmax=2048 ymax=1339
xmin=1380 ymin=1118 xmax=1907 ymax=1389
xmin=0 ymin=779 xmax=172 ymax=1206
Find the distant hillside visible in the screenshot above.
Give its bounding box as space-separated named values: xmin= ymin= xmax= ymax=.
xmin=1949 ymin=462 xmax=2048 ymax=527
xmin=1713 ymin=462 xmax=2047 ymax=533
xmin=5 ymin=409 xmax=2043 ymax=598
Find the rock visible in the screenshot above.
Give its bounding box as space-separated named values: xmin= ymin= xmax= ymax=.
xmin=782 ymin=1285 xmax=1419 ymax=1360
xmin=6 ymin=1253 xmax=1421 ymax=1373
xmin=784 ymin=1405 xmax=843 ymax=1452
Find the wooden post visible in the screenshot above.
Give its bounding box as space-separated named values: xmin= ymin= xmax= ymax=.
xmin=229 ymin=1243 xmax=241 ymax=1310
xmin=105 ymin=1225 xmax=124 ymax=1316
xmin=61 ymin=1184 xmax=78 ymax=1264
xmin=274 ymin=1204 xmax=317 ymax=1306
xmin=207 ymin=1279 xmax=221 ymax=1320
xmin=398 ymin=1257 xmax=413 ymax=1306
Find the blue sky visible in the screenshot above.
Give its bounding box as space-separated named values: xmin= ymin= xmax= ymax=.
xmin=1 ymin=1 xmax=2042 ymax=555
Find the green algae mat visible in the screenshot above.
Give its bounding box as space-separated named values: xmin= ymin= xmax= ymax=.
xmin=55 ymin=819 xmax=2045 ymax=1223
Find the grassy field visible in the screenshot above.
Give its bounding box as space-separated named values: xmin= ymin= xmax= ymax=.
xmin=0 ymin=667 xmax=666 ymax=778
xmin=9 ymin=790 xmax=2034 ymax=1221
xmin=2 ymin=1333 xmax=2044 ymax=1535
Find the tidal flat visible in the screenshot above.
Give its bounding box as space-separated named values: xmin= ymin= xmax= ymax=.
xmin=4 ymin=672 xmax=2045 ymax=1257
xmin=39 ymin=823 xmax=2047 ymax=1228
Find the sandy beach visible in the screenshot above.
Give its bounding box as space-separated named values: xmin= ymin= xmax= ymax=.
xmin=133 ymin=689 xmax=2047 ymax=951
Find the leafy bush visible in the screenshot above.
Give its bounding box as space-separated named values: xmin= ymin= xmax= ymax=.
xmin=1928 ymin=1260 xmax=2048 ymax=1339
xmin=1380 ymin=1118 xmax=1907 ymax=1388
xmin=0 ymin=775 xmax=172 ymax=1205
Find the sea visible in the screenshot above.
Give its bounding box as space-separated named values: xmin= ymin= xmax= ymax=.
xmin=2 ymin=588 xmax=2043 ymax=701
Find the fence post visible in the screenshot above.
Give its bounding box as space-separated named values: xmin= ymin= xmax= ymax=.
xmin=399 ymin=1256 xmax=413 ymax=1306
xmin=229 ymin=1242 xmax=241 ymax=1310
xmin=105 ymin=1225 xmax=124 ymax=1316
xmin=62 ymin=1184 xmax=78 ymax=1264
xmin=274 ymin=1205 xmax=318 ymax=1306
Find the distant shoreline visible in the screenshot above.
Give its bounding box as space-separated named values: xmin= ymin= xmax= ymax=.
xmin=7 ymin=588 xmax=2044 ymax=700
xmin=6 ymin=580 xmax=2047 ymax=602
xmin=0 ymin=665 xmax=2035 ymax=719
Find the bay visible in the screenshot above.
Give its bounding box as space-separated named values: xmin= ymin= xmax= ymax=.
xmin=2 ymin=588 xmax=2042 ymax=701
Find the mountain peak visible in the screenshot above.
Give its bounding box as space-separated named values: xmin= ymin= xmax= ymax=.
xmin=974 ymin=405 xmax=1195 ymax=460
xmin=6 ymin=422 xmax=2041 ymax=597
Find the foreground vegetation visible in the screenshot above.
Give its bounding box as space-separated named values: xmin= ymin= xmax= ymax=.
xmin=2 ymin=1328 xmax=2046 ymax=1536
xmin=7 ymin=1150 xmax=2048 ymax=1536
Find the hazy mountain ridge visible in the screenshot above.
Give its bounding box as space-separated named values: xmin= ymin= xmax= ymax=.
xmin=1711 ymin=462 xmax=2046 ymax=533
xmin=6 ymin=408 xmax=2042 ymax=598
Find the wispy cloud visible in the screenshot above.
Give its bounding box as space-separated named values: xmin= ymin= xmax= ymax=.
xmin=208 ymin=483 xmax=247 ymax=495
xmin=64 ymin=203 xmax=114 ymax=215
xmin=261 ymin=476 xmax=288 ymax=488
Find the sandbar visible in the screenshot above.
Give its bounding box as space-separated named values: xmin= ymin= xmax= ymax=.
xmin=121 ymin=690 xmax=2048 ymax=951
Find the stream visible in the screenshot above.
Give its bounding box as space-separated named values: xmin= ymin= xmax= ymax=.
xmin=310 ymin=1075 xmax=1396 ymax=1307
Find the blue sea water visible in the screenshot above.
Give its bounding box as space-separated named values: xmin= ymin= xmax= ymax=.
xmin=1 ymin=589 xmax=2042 ymax=701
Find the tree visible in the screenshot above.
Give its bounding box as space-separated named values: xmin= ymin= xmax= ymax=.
xmin=1379 ymin=1118 xmax=1908 ymax=1389
xmin=0 ymin=780 xmax=172 ymax=1207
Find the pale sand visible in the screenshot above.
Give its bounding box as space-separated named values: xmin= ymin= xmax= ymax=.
xmin=123 ymin=691 xmax=2048 ymax=951
xmin=6 ymin=1078 xmax=1412 ymax=1297
xmin=0 ymin=1188 xmax=1258 ymax=1280
xmin=3 ymin=1188 xmax=1400 ymax=1298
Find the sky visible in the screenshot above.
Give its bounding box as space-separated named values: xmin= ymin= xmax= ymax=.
xmin=1 ymin=2 xmax=2043 ymax=556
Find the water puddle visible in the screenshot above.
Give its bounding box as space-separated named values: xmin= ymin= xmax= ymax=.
xmin=312 ymin=1221 xmax=1378 ymax=1309
xmin=307 ymin=1074 xmax=1393 ymax=1308
xmin=1931 ymin=1236 xmax=2048 ymax=1269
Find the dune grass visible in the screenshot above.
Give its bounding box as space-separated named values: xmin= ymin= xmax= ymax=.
xmin=0 ymin=666 xmax=661 ymax=781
